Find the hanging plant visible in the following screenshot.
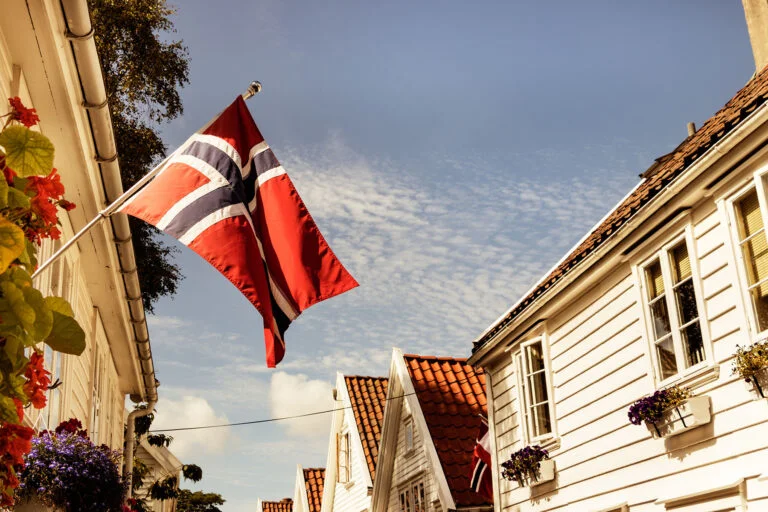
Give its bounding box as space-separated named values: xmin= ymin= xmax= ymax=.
xmin=500 ymin=445 xmax=550 ymax=487
xmin=15 ymin=419 xmax=125 ymax=512
xmin=732 ymin=341 xmax=768 ymax=397
xmin=0 ymin=97 xmax=87 ymax=506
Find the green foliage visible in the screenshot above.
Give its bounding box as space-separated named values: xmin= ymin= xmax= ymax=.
xmin=181 ymin=464 xmax=202 ymax=483
xmin=89 ymin=0 xmax=187 ymax=312
xmin=132 ymin=457 xmax=151 ymax=491
xmin=0 ymin=217 xmax=25 ymax=273
xmin=176 ymin=489 xmax=226 ymax=512
xmin=149 ymin=476 xmax=179 ymax=500
xmin=146 ymin=433 xmax=173 ymax=447
xmin=0 ymin=126 xmax=55 ymax=177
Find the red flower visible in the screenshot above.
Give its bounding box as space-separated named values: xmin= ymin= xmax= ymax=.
xmin=2 ymin=166 xmax=15 ymax=187
xmin=23 ymin=351 xmax=50 ymax=410
xmin=12 ymin=399 xmax=22 ymax=423
xmin=0 ymin=419 xmax=34 ymax=504
xmin=26 ymin=168 xmax=65 ymax=202
xmin=8 ymin=97 xmax=39 ymax=128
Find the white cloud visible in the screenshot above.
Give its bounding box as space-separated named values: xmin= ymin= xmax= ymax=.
xmin=151 ymin=396 xmax=231 ymax=459
xmin=269 ymin=372 xmax=334 ymax=438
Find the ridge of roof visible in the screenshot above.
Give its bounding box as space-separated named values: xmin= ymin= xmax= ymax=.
xmin=302 ymin=467 xmax=324 ymax=512
xmin=402 ymin=354 xmax=489 ymax=507
xmin=344 ymin=375 xmax=389 ymax=480
xmin=473 ymin=64 xmax=768 ymax=354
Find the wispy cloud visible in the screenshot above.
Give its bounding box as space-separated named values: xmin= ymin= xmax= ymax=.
xmin=268 ymin=372 xmax=334 ymax=439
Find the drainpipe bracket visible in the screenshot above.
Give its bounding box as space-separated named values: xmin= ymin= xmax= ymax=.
xmin=82 ymin=98 xmax=108 ymax=109
xmin=114 ymin=235 xmax=132 ymax=245
xmin=65 ymin=28 xmax=94 ymax=41
xmin=95 ymin=153 xmax=118 ymax=163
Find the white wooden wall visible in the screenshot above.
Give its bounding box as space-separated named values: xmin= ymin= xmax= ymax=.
xmin=486 ymin=191 xmax=768 ymax=510
xmin=386 ymin=398 xmax=442 ymax=512
xmin=333 ymin=405 xmax=374 ymax=512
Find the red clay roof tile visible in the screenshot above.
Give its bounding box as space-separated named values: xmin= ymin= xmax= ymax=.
xmin=403 ymin=354 xmax=489 ymax=507
xmin=262 ymin=498 xmax=293 ymax=512
xmin=345 ymin=375 xmax=389 ymax=480
xmin=474 ymin=65 xmax=768 ymax=352
xmin=303 ymin=467 xmax=324 ymax=512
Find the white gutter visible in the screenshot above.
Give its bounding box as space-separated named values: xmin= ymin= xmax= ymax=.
xmin=58 ymin=0 xmax=158 ymax=494
xmin=470 ymin=100 xmax=768 ymax=365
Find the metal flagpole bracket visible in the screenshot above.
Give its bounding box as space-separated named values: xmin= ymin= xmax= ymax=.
xmin=242 ymin=81 xmax=262 ymax=100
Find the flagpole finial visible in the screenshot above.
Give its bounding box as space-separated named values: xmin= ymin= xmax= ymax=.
xmin=243 ymin=81 xmax=262 ymax=100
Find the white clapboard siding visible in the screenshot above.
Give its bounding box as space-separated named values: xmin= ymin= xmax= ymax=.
xmin=333 ymin=405 xmax=373 ymax=512
xmin=387 ymin=398 xmax=441 ymax=512
xmin=488 ymin=192 xmax=768 ymax=512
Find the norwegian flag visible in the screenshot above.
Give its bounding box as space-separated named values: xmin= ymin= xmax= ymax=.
xmin=119 ymin=97 xmax=358 ymax=367
xmin=470 ymin=418 xmax=493 ymax=501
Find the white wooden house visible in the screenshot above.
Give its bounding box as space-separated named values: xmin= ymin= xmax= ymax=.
xmin=468 ymin=3 xmax=768 ymax=511
xmin=294 ymin=466 xmax=325 ymax=512
xmin=0 ymin=0 xmax=157 ymax=451
xmin=321 ymin=373 xmax=389 ymax=512
xmin=370 ymin=349 xmax=490 ymax=512
xmin=134 ymin=438 xmax=182 ymax=512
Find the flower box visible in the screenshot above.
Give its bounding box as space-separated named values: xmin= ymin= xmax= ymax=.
xmin=645 ymin=396 xmax=711 ymax=439
xmin=529 ymin=458 xmax=555 ymax=486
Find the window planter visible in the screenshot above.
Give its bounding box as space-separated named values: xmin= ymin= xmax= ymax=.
xmin=645 ymin=396 xmax=711 ymax=439
xmin=529 ymin=458 xmax=555 ymax=486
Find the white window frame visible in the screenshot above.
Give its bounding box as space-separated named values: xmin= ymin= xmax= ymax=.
xmin=635 ymin=228 xmax=712 ymax=387
xmin=337 ymin=430 xmax=351 ymax=484
xmin=404 ymin=416 xmax=415 ymax=453
xmin=725 ymin=173 xmax=768 ymax=340
xmin=398 ymin=478 xmax=426 ymax=512
xmin=513 ymin=334 xmax=556 ymax=445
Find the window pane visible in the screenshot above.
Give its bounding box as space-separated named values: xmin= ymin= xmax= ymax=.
xmin=646 ymin=260 xmax=665 ymax=300
xmin=748 ymin=287 xmax=768 ymax=332
xmin=682 ymin=322 xmax=705 ymax=368
xmin=531 ymin=404 xmax=551 ymax=438
xmin=742 ymin=231 xmax=768 ymax=289
xmin=656 ymin=336 xmax=678 ymax=380
xmin=528 ymin=372 xmax=549 ymax=406
xmin=670 ymin=242 xmax=692 ymax=283
xmin=674 ymin=279 xmax=699 ymax=325
xmin=649 ymin=298 xmax=672 ymax=341
xmin=525 ymin=342 xmax=545 ymax=372
xmin=737 ymin=190 xmax=763 ymax=239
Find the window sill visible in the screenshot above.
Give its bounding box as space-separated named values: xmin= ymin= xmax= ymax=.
xmin=344 ymin=481 xmax=355 ymax=490
xmin=659 ymin=363 xmax=720 ymax=391
xmin=404 ymin=447 xmax=418 ymax=459
xmin=529 ymin=435 xmax=560 ymax=453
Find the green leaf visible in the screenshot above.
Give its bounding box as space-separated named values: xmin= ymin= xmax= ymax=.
xmin=7 ymin=187 xmax=30 ymax=209
xmin=2 ymin=335 xmax=24 ymax=371
xmin=0 ymin=176 xmax=8 ymax=209
xmin=0 ymin=281 xmax=34 ymax=333
xmin=16 ymin=240 xmax=38 ymax=271
xmin=45 ymin=296 xmax=74 ymax=317
xmin=0 ymin=126 xmax=55 ymax=177
xmin=45 ymin=310 xmax=85 ymax=355
xmin=23 ymin=286 xmax=52 ymax=341
xmin=0 ymin=395 xmax=19 ymax=423
xmin=0 ymin=216 xmax=25 ymax=274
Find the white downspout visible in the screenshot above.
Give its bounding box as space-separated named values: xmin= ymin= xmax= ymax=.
xmin=58 ymin=0 xmax=159 ymax=498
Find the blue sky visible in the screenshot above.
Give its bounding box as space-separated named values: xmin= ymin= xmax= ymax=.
xmin=142 ymin=1 xmax=755 ymax=510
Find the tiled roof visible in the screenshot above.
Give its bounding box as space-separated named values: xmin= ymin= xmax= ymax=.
xmin=403 ymin=354 xmax=489 ymax=507
xmin=474 ymin=64 xmax=768 ymax=352
xmin=262 ymin=499 xmax=293 ymax=512
xmin=345 ymin=375 xmax=388 ymax=480
xmin=303 ymin=468 xmax=324 ymax=512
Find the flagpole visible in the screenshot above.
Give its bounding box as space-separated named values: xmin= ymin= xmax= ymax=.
xmin=31 ymin=81 xmax=263 ymax=280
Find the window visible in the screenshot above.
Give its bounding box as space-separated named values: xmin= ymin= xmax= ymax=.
xmin=43 ymin=345 xmax=63 ymax=429
xmin=640 ymin=236 xmax=706 ymax=382
xmin=337 ymin=432 xmax=350 ymax=483
xmin=515 ymin=337 xmax=554 ymax=442
xmin=733 ymin=188 xmax=768 ymax=332
xmin=399 ymin=480 xmax=426 ymax=512
xmin=404 ymin=418 xmax=414 ymax=452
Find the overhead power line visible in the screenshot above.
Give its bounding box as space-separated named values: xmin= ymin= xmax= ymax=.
xmin=149 ymin=374 xmax=484 ymax=433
